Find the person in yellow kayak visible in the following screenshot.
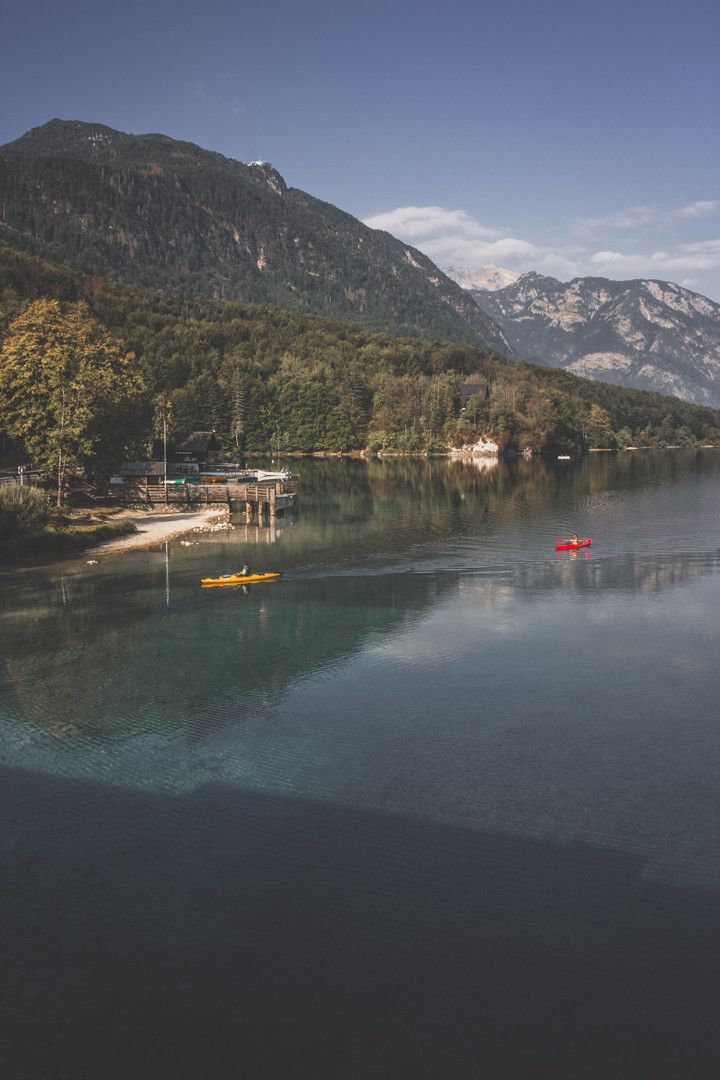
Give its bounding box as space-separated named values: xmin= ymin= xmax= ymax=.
xmin=224 ymin=563 xmax=251 ymax=579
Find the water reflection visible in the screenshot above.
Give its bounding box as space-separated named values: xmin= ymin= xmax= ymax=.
xmin=1 ymin=451 xmax=719 ymax=741
xmin=190 ymin=517 xmax=295 ymax=546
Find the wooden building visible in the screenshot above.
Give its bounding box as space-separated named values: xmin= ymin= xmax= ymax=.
xmin=117 ymin=461 xmax=166 ymax=486
xmin=172 ymin=431 xmax=218 ymax=467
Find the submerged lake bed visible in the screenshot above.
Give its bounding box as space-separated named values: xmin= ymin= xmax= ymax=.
xmin=2 ymin=451 xmax=719 ymax=1078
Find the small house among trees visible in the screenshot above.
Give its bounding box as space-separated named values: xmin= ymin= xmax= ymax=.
xmin=118 ymin=431 xmax=217 ymax=486
xmin=172 ymin=432 xmax=218 ymax=467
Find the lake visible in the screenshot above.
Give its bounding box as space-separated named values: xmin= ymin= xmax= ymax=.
xmin=1 ymin=451 xmax=719 ymax=1078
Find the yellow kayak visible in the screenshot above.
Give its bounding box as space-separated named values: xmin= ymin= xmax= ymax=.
xmin=200 ymin=572 xmax=283 ymax=587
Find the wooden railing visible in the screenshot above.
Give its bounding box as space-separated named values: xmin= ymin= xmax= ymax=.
xmin=109 ymin=481 xmax=297 ymax=513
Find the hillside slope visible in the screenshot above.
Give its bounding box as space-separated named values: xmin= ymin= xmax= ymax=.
xmin=0 ymin=119 xmax=509 ymax=352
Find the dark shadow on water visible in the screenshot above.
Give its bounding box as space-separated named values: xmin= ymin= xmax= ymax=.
xmin=2 ymin=766 xmax=719 ymax=1079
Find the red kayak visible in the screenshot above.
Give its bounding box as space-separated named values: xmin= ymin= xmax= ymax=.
xmin=555 ymin=538 xmax=592 ymax=551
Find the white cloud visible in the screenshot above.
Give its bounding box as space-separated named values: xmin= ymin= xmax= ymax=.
xmin=575 ymin=199 xmax=720 ymax=235
xmin=679 ymin=200 xmax=720 ymax=220
xmin=362 ymin=203 xmax=720 ymax=297
xmin=364 ymin=206 xmax=504 ymax=242
xmin=364 ymin=205 xmax=538 ymax=267
xmin=590 ymin=238 xmax=720 ymax=278
xmin=535 ymin=252 xmax=584 ymax=278
xmin=424 ymin=234 xmax=539 ymax=266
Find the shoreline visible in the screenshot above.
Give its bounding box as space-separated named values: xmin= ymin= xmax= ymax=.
xmin=0 ymin=507 xmax=228 ymax=575
xmin=87 ymin=508 xmax=228 ymax=554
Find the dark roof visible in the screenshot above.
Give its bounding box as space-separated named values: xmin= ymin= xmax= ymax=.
xmin=119 ymin=461 xmax=166 ymax=477
xmin=173 ymin=431 xmax=217 ymax=456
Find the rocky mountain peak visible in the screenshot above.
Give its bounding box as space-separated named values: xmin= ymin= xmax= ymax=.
xmin=445 ymin=263 xmax=519 ymax=291
xmin=245 ymin=161 xmax=287 ymax=195
xmin=470 ymin=273 xmax=720 ymax=407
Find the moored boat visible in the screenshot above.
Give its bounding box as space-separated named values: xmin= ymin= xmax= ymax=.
xmin=254 ymin=469 xmax=291 ymax=482
xmin=198 ymin=467 xmax=291 ymax=483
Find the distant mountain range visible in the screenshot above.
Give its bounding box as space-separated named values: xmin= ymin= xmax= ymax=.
xmin=0 ymin=120 xmax=509 ymax=353
xmin=445 ymin=263 xmax=519 ymax=292
xmin=469 ymin=272 xmax=720 ymax=407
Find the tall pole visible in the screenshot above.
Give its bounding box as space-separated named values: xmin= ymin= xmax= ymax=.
xmin=163 ymin=415 xmax=168 ymax=499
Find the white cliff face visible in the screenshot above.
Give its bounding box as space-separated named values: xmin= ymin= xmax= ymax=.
xmin=449 ymin=437 xmax=500 ymax=457
xmin=471 ymin=273 xmax=720 ymax=407
xmin=245 ymin=161 xmax=287 ymax=196
xmin=445 ymin=263 xmax=519 ymax=292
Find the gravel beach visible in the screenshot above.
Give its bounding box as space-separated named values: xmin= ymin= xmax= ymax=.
xmin=88 ymin=508 xmax=227 ymax=554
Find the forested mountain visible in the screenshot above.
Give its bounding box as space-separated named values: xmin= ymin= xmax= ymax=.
xmin=2 ymin=247 xmax=719 ymax=460
xmin=0 ymin=119 xmax=508 ymax=352
xmin=470 ymin=272 xmax=720 ymax=407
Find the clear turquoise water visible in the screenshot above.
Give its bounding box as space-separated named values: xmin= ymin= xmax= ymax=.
xmin=2 ymin=452 xmax=719 ymax=1078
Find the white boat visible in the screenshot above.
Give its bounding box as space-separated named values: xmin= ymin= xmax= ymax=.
xmin=557 ymin=455 xmax=571 ymax=460
xmin=200 ymin=471 xmax=257 ymax=482
xmin=197 ymin=467 xmax=291 ymax=483
xmin=254 ymin=469 xmax=291 ymax=482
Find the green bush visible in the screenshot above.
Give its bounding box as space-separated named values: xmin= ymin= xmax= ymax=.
xmin=367 ymin=431 xmax=388 ymax=454
xmin=0 ymin=484 xmax=50 ymax=540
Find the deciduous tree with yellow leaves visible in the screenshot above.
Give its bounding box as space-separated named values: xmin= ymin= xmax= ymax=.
xmin=0 ymin=299 xmax=146 ymax=504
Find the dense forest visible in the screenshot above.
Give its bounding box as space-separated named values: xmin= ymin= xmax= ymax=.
xmin=2 ymin=247 xmax=720 ymax=468
xmin=0 ymin=119 xmax=507 ymax=351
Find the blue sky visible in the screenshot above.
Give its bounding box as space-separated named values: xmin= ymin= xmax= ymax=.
xmin=1 ymin=0 xmax=719 ymax=297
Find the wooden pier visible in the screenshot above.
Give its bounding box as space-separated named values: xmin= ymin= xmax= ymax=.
xmin=112 ymin=481 xmax=296 ymax=520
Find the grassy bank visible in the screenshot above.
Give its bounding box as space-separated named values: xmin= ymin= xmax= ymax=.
xmin=0 ymin=507 xmax=137 ymax=564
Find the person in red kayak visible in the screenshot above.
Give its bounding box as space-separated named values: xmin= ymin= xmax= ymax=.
xmin=569 ymin=534 xmax=580 ymax=545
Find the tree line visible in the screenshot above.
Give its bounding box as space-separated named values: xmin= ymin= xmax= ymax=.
xmin=1 ymin=247 xmax=719 ymax=496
